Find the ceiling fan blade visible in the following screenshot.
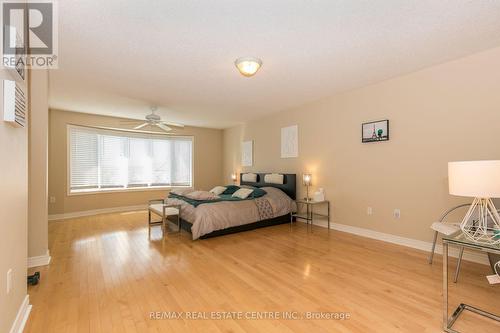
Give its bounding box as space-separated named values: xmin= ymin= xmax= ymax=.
xmin=120 ymin=120 xmax=144 ymax=123
xmin=134 ymin=123 xmax=149 ymax=130
xmin=156 ymin=123 xmax=172 ymax=132
xmin=161 ymin=121 xmax=185 ymax=128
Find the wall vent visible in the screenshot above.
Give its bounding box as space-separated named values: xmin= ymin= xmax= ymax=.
xmin=3 ymin=79 xmax=26 ymax=128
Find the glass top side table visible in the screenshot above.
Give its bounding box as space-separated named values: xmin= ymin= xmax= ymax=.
xmin=442 ymin=232 xmax=500 ymax=332
xmin=293 ymin=199 xmax=330 ymax=230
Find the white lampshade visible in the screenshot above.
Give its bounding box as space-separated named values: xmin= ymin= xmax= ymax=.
xmin=303 ymin=173 xmax=312 ymax=186
xmin=448 ymin=160 xmax=500 ymax=198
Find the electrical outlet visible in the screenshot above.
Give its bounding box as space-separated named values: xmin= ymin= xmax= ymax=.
xmin=367 ymin=207 xmax=373 ymax=215
xmin=394 ymin=209 xmax=401 ymax=219
xmin=49 ymin=196 xmax=56 ymax=204
xmin=6 ymin=269 xmax=12 ymax=294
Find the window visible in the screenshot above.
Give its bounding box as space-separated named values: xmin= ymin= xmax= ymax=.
xmin=69 ymin=125 xmax=193 ymax=193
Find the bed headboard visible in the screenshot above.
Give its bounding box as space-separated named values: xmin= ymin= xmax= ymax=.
xmin=240 ymin=173 xmax=296 ymax=200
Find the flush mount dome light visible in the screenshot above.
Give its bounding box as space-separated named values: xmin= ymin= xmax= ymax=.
xmin=235 ymin=57 xmax=262 ymax=77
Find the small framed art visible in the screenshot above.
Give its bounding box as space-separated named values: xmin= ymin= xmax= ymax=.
xmin=362 ymin=120 xmax=389 ymax=143
xmin=241 ymin=140 xmax=253 ymax=166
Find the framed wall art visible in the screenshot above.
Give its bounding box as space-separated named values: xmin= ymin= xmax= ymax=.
xmin=241 ymin=140 xmax=253 ymax=166
xmin=362 ymin=120 xmax=389 ymax=143
xmin=281 ymin=125 xmax=298 ymax=158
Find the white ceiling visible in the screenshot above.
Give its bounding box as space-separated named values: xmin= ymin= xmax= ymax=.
xmin=50 ymin=1 xmax=500 ymax=129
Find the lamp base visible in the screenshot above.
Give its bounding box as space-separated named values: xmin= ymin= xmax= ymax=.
xmin=460 ymin=197 xmax=500 ymax=245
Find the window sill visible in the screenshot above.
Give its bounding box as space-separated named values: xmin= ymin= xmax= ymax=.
xmin=68 ymin=185 xmax=192 ymax=196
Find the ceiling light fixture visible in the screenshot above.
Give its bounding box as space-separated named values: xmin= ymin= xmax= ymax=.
xmin=235 ymin=57 xmax=262 ymax=77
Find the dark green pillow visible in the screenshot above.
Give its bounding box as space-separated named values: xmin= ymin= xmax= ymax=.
xmin=250 ymin=188 xmax=267 ymax=198
xmin=222 ymin=185 xmax=240 ymax=195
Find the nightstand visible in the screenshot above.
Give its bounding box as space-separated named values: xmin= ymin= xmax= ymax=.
xmin=293 ymin=199 xmax=330 ymax=229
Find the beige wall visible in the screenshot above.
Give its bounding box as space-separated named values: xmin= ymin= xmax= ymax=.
xmin=0 ymin=71 xmax=28 ymax=330
xmin=223 ymin=46 xmax=500 ymax=242
xmin=28 ymin=69 xmax=49 ymax=258
xmin=49 ymin=109 xmax=223 ymax=215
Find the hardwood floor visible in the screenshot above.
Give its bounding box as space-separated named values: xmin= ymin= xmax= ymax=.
xmin=26 ymin=211 xmax=499 ymax=332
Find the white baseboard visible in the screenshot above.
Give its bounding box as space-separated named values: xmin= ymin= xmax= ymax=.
xmin=9 ymin=295 xmax=31 ymax=333
xmin=48 ymin=204 xmax=147 ymax=221
xmin=28 ymin=250 xmax=51 ymax=268
xmin=306 ymin=219 xmax=489 ymax=265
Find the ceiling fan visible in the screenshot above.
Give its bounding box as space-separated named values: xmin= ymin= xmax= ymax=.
xmin=121 ymin=106 xmax=185 ymax=132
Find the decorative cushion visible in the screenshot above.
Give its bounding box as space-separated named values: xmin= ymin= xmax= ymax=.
xmin=185 ymin=191 xmax=219 ymax=200
xmin=250 ymin=188 xmax=267 ymax=198
xmin=209 ymin=186 xmax=227 ymax=196
xmin=232 ymin=188 xmax=254 ymax=199
xmin=242 ymin=173 xmax=257 ymax=182
xmin=264 ymin=173 xmax=284 ymax=184
xmin=170 ymin=188 xmax=194 ymax=196
xmin=222 ymin=185 xmax=240 ymax=195
xmin=149 ymin=204 xmax=179 ymax=216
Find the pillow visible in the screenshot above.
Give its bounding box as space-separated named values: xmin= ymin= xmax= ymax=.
xmin=185 ymin=191 xmax=219 ymax=200
xmin=222 ymin=185 xmax=240 ymax=195
xmin=232 ymin=188 xmax=254 ymax=199
xmin=264 ymin=173 xmax=284 ymax=184
xmin=250 ymin=188 xmax=267 ymax=198
xmin=209 ymin=186 xmax=227 ymax=196
xmin=241 ymin=173 xmax=257 ymax=182
xmin=170 ymin=188 xmax=194 ymax=196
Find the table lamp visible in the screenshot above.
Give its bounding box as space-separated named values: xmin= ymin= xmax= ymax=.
xmin=303 ymin=173 xmax=312 ymax=201
xmin=448 ymin=160 xmax=500 ymax=245
xmin=231 ymin=173 xmax=237 ymax=184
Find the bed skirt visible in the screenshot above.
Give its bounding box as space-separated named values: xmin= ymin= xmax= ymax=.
xmin=178 ymin=213 xmax=292 ymax=239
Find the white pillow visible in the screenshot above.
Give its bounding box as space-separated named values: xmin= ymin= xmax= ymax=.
xmin=170 ymin=188 xmax=194 ymax=196
xmin=185 ymin=191 xmax=218 ymax=200
xmin=232 ymin=188 xmax=254 ymax=199
xmin=242 ymin=173 xmax=257 ymax=182
xmin=209 ymin=186 xmax=227 ymax=196
xmin=264 ymin=173 xmax=284 ymax=184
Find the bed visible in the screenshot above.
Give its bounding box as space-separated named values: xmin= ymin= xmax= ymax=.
xmin=165 ymin=173 xmax=296 ymax=239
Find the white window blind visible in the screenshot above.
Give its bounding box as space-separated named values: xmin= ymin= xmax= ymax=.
xmin=69 ymin=125 xmax=193 ymax=193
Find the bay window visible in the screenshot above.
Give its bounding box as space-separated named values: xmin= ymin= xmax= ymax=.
xmin=68 ymin=125 xmax=193 ymax=193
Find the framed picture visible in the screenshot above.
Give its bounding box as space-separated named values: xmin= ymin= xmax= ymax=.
xmin=362 ymin=120 xmax=389 ymax=143
xmin=241 ymin=140 xmax=253 ymax=166
xmin=281 ymin=125 xmax=298 ymax=158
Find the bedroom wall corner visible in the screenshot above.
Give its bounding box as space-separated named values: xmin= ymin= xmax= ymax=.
xmin=222 ymin=124 xmax=243 ymax=184
xmin=28 ymin=69 xmax=49 ymax=260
